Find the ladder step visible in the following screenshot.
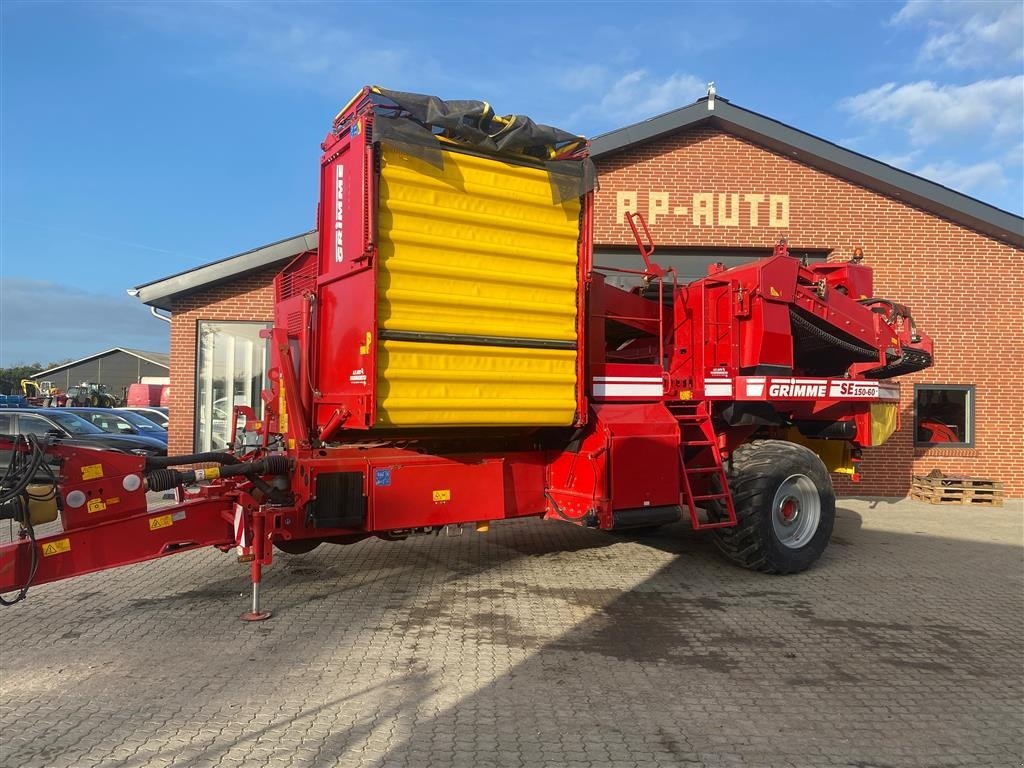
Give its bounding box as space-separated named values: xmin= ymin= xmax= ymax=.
xmin=682 ymin=440 xmax=714 ymax=447
xmin=691 ymin=493 xmax=729 ymax=502
xmin=683 ymin=467 xmax=721 ymax=475
xmin=692 ymin=520 xmax=736 ymax=530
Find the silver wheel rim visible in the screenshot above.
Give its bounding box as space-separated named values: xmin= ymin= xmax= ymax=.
xmin=771 ymin=474 xmax=821 ymax=550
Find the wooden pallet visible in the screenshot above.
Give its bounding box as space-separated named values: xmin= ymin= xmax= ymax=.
xmin=911 ymin=475 xmax=1005 ymax=506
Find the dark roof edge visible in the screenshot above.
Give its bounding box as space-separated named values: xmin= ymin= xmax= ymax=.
xmin=134 ymin=231 xmax=317 ymax=310
xmin=591 ymin=98 xmax=1024 ymax=249
xmin=34 ymin=347 xmax=171 ymax=378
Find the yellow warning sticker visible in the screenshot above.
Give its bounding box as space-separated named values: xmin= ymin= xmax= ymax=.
xmin=106 ymin=497 xmax=120 ymax=506
xmin=42 ymin=538 xmax=71 ymax=557
xmin=432 ymin=489 xmax=451 ymax=503
xmin=81 ymin=463 xmax=103 ymax=480
xmin=149 ymin=514 xmax=173 ymax=531
xmin=769 ymin=286 xmax=781 ymax=297
xmin=87 ymin=498 xmax=106 ymax=514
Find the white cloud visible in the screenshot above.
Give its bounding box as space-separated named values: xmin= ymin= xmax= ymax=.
xmin=0 ymin=280 xmax=168 ymax=367
xmin=559 ymin=65 xmax=610 ymax=92
xmin=116 ymin=3 xmax=428 ymax=95
xmin=1005 ymin=142 xmax=1024 ymax=166
xmin=912 ymin=160 xmax=1007 ymax=193
xmin=838 ymin=5 xmax=1024 ymax=211
xmin=575 ymin=70 xmax=705 ymax=124
xmin=839 ymin=77 xmax=1024 ymax=146
xmin=874 ymin=150 xmax=922 ymax=169
xmin=891 ymin=0 xmax=1024 ymax=70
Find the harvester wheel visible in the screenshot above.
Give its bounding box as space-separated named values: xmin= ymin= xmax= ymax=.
xmin=274 ymin=540 xmax=321 ymax=555
xmin=712 ymin=440 xmax=834 ymax=574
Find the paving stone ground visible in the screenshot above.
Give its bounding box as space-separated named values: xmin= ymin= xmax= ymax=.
xmin=1 ymin=497 xmax=1022 ymax=768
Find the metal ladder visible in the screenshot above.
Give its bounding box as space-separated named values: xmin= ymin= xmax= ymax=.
xmin=668 ymin=401 xmax=737 ymax=531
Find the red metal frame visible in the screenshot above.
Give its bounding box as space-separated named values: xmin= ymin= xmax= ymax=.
xmin=0 ymin=89 xmax=936 ymax=618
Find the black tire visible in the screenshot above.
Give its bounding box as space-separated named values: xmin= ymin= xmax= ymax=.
xmin=712 ymin=440 xmax=835 ymax=574
xmin=274 ymin=540 xmax=321 ymax=555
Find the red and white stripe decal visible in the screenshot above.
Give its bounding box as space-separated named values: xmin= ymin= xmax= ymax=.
xmin=704 ymin=378 xmax=734 ymax=397
xmin=592 ymin=376 xmax=663 ymax=398
xmin=233 ymin=503 xmax=249 ymax=552
xmin=702 ymin=376 xmax=899 ymax=401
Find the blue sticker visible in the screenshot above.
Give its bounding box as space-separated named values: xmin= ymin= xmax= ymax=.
xmin=374 ymin=468 xmax=391 ymax=487
xmin=350 ymin=122 xmax=361 ymax=137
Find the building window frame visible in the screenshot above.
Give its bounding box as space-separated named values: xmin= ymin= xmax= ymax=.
xmin=194 ymin=319 xmax=272 ymax=452
xmin=913 ymin=384 xmax=975 ymax=449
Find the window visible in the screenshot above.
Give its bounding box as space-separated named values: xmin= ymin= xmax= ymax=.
xmin=0 ymin=414 xmax=11 ymax=433
xmin=196 ymin=321 xmax=271 ymax=452
xmin=915 ymin=385 xmax=974 ymax=448
xmin=18 ymin=415 xmax=57 ymax=437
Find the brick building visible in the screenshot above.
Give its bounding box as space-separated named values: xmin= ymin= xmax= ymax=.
xmin=134 ymin=97 xmax=1024 ymax=496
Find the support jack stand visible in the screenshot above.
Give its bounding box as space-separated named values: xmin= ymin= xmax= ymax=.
xmin=241 ymin=547 xmax=271 ymax=622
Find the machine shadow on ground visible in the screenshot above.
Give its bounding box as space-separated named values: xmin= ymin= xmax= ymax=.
xmin=1 ymin=502 xmax=1021 ymax=768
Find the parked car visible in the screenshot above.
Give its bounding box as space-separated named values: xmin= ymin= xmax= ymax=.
xmin=63 ymin=407 xmax=168 ymax=443
xmin=0 ymin=408 xmax=167 ymax=463
xmin=116 ymin=406 xmax=168 ymax=429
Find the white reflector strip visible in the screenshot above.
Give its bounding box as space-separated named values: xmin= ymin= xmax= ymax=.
xmin=704 ymin=378 xmax=734 ymax=396
xmin=593 ymin=376 xmax=663 ymax=383
xmin=233 ymin=503 xmax=249 ymax=550
xmin=593 ymin=383 xmax=664 ymax=397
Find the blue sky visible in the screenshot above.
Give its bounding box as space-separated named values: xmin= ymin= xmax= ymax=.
xmin=1 ymin=0 xmax=1021 ymax=366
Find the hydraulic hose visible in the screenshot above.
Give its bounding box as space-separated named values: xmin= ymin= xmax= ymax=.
xmin=145 ymin=452 xmax=241 ymax=469
xmin=145 ymin=455 xmax=290 ymax=493
xmin=0 ymin=435 xmax=53 ymax=606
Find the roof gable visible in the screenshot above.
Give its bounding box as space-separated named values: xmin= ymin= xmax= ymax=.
xmin=134 ymin=231 xmax=317 ymax=310
xmin=34 ymin=348 xmax=170 ymax=378
xmin=591 ymin=97 xmax=1023 ymax=248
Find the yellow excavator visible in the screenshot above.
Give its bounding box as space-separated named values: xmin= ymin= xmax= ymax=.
xmin=20 ymin=380 xmax=64 ymax=407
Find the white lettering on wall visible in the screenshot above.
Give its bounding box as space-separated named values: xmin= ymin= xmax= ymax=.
xmin=692 ymin=193 xmax=714 ymax=226
xmin=769 ymin=194 xmax=789 ymax=228
xmin=718 ymin=193 xmax=740 ymax=227
xmin=648 ymin=192 xmax=669 ymax=225
xmin=618 ymin=192 xmax=791 ymax=228
xmin=616 ymin=191 xmax=637 ymax=225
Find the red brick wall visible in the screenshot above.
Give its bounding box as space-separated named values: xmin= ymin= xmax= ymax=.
xmin=593 ymin=128 xmax=1024 ymax=497
xmin=167 ymin=269 xmax=278 ymax=455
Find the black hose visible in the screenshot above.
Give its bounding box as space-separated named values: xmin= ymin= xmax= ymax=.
xmin=145 ymin=452 xmax=241 ymax=469
xmin=0 ymin=435 xmax=46 ymax=505
xmin=0 ymin=435 xmax=47 ymax=606
xmin=145 ymin=455 xmax=290 ymax=493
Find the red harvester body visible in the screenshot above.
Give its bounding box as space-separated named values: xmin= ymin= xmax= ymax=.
xmin=0 ymin=87 xmax=933 ymax=616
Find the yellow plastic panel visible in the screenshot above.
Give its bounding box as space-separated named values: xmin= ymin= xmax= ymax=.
xmin=377 ymin=341 xmax=577 ymax=426
xmin=377 ymin=146 xmax=581 ymax=341
xmin=785 ymin=430 xmax=855 ymax=475
xmin=870 ymin=402 xmax=898 ymax=447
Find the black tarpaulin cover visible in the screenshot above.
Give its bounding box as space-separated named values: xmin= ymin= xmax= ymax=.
xmin=361 ymin=87 xmax=595 ymax=203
